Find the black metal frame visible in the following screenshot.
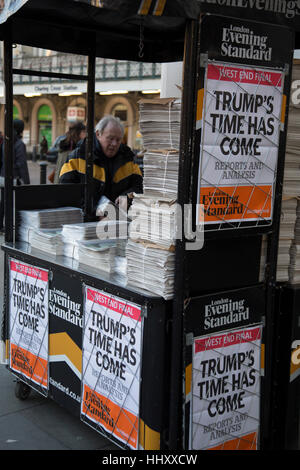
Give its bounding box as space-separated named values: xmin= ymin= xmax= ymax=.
xmin=168 ymin=16 xmax=295 ymax=450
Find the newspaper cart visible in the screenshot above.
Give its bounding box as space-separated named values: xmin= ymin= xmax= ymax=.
xmin=1 ymin=0 xmax=300 ymax=451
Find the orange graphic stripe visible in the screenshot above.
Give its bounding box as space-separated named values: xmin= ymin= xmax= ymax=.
xmin=199 ymin=185 xmax=272 ymax=223
xmin=82 ymin=384 xmax=138 ymax=449
xmin=208 ymin=432 xmax=257 ymax=450
xmin=10 ymin=343 xmax=47 ymax=388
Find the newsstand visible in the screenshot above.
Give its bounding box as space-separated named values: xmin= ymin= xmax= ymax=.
xmin=1 ymin=0 xmax=300 ymax=451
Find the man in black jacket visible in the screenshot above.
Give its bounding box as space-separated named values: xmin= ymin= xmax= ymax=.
xmin=0 ymin=119 xmax=30 ymax=231
xmin=59 ymin=115 xmax=143 ymax=216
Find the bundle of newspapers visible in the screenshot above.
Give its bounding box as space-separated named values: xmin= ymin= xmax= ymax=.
xmin=138 ymin=98 xmax=181 ymax=151
xmin=18 ymin=206 xmax=83 ymax=254
xmin=128 ymin=194 xmax=177 ymax=250
xmin=127 ymin=194 xmax=176 ymax=297
xmin=143 ymin=150 xmax=179 ymax=198
xmin=126 ymin=238 xmax=175 ymax=299
xmin=283 ymin=61 xmax=300 ymax=196
xmin=260 ymin=198 xmax=298 ymax=282
xmin=62 ymin=220 xmax=128 ymax=242
xmin=29 ymin=228 xmax=64 ymax=256
xmin=77 ymin=239 xmax=117 ymax=273
xmin=288 ymin=198 xmax=300 ymax=283
xmin=62 ymin=220 xmax=128 ymax=274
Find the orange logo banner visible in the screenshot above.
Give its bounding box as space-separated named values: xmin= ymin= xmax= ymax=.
xmin=81 ymin=384 xmax=139 ymax=449
xmin=199 ymin=185 xmax=272 ymax=223
xmin=10 ymin=344 xmax=48 ymax=388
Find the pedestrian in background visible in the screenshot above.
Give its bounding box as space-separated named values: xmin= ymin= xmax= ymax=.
xmin=49 ymin=121 xmax=86 ymax=184
xmin=40 ymin=135 xmax=48 ymax=160
xmin=0 ymin=119 xmax=30 ymax=231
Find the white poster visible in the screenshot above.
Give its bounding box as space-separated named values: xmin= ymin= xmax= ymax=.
xmin=9 ymin=258 xmax=49 ymax=389
xmin=81 ymin=286 xmax=143 ymax=450
xmin=197 ymin=63 xmax=284 ymax=225
xmin=191 ymin=325 xmax=262 ymax=450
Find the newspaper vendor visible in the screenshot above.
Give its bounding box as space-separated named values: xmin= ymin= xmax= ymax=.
xmin=59 ymin=115 xmax=143 ymax=216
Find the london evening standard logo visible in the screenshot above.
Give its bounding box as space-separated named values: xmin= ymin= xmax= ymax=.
xmin=200 ymin=0 xmax=300 ymax=19
xmin=204 ymin=297 xmax=249 ymax=330
xmin=221 ymin=24 xmax=272 ymax=61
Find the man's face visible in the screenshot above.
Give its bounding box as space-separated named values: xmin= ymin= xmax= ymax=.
xmin=96 ymin=122 xmax=123 ymax=158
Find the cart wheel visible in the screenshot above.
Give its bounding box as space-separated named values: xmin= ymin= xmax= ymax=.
xmin=15 ymin=380 xmax=31 ymax=400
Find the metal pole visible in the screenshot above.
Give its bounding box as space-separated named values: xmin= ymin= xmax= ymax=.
xmin=39 ymin=162 xmax=48 ymax=184
xmin=84 ymin=46 xmax=95 ymax=221
xmin=168 ymin=19 xmax=199 ymax=450
xmin=3 ymin=21 xmax=14 ymax=244
xmin=261 ymin=45 xmax=294 ymax=450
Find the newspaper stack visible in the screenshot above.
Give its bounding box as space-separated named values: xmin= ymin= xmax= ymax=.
xmin=126 ymin=239 xmax=175 ymax=299
xmin=260 ymin=198 xmax=297 ymax=282
xmin=128 ymin=194 xmax=177 ymax=250
xmin=289 ymin=244 xmax=300 ymax=283
xmin=62 ymin=220 xmax=128 ymax=269
xmin=288 ymin=199 xmax=300 ymax=284
xmin=143 ymin=150 xmax=179 ymax=198
xmin=62 ymin=220 xmax=128 ymax=241
xmin=18 ymin=206 xmax=83 ymax=243
xmin=29 ymin=228 xmax=64 ymax=256
xmin=138 ymin=98 xmax=181 ymax=150
xmin=283 ymin=109 xmax=300 ymax=196
xmin=77 ymin=240 xmax=117 ymax=273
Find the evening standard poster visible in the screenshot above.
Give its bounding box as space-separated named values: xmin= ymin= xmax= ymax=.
xmin=197 ymin=62 xmax=284 ymax=225
xmin=81 ymin=286 xmax=142 ymax=450
xmin=9 ymin=259 xmax=49 ymax=389
xmin=191 ymin=325 xmax=262 ymax=450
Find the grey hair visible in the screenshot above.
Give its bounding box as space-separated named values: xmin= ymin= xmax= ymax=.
xmin=95 ymin=115 xmax=124 ymax=136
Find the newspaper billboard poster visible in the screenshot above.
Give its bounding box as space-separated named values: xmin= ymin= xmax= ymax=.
xmin=197 ymin=62 xmax=284 ymax=226
xmin=191 ymin=325 xmax=261 ymax=450
xmin=9 ymin=258 xmax=49 ymax=390
xmin=81 ymin=286 xmax=143 ymax=450
xmin=48 ymin=269 xmax=83 ymax=416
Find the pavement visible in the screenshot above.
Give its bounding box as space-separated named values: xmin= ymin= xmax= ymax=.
xmin=0 ymin=160 xmax=119 ymax=452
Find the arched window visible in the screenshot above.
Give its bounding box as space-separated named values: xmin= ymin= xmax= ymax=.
xmin=13 ymin=105 xmax=20 ymax=120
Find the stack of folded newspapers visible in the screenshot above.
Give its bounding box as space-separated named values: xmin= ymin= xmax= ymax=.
xmin=138 ymin=98 xmax=181 ymax=151
xmin=284 ymin=61 xmax=300 ymax=196
xmin=62 ymin=221 xmax=128 ymax=275
xmin=18 ymin=206 xmax=83 ymax=243
xmin=288 ymin=198 xmax=300 ymax=283
xmin=77 ymin=240 xmax=117 ymax=273
xmin=126 ymin=98 xmax=182 ymax=298
xmin=289 ymin=243 xmax=300 ymax=283
xmin=260 ymin=198 xmax=297 ymax=282
xmin=29 ymin=228 xmax=64 ymax=256
xmin=283 ymin=121 xmax=300 ymax=196
xmin=143 ymin=150 xmax=179 ymax=198
xmin=128 ymin=194 xmax=177 ymax=250
xmin=62 ymin=220 xmax=128 ymax=242
xmin=126 ymin=238 xmax=175 ymax=299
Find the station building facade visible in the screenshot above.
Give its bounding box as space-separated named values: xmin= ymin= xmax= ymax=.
xmin=0 ymin=45 xmax=162 ymax=153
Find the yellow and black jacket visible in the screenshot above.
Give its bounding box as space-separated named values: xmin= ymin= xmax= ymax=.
xmin=59 ymin=135 xmax=143 ymax=214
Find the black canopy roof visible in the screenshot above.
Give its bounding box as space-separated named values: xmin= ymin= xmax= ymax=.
xmin=0 ymin=0 xmax=200 ymax=62
xmin=0 ymin=0 xmax=300 ymax=62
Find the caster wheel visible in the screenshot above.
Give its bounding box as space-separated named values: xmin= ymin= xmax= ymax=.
xmin=15 ymin=380 xmax=31 ymax=400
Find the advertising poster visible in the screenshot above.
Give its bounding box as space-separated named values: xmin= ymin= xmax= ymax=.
xmin=81 ymin=286 xmax=143 ymax=450
xmin=191 ymin=325 xmax=261 ymax=450
xmin=9 ymin=258 xmax=48 ymax=390
xmin=185 ymin=286 xmax=264 ymax=336
xmin=197 ymin=62 xmax=284 ymax=225
xmin=48 ymin=270 xmax=83 ymax=416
